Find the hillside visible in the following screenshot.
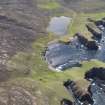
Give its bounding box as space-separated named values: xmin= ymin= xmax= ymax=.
xmin=0 ymin=0 xmax=105 ymax=105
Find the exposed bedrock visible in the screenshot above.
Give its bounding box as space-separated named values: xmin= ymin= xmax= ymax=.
xmin=61 ymin=67 xmax=105 ymax=105
xmin=61 ymin=99 xmax=73 ymax=105
xmin=86 ymin=41 xmax=98 ymax=50
xmin=63 ymin=80 xmax=93 ymax=105
xmin=87 ymin=18 xmax=105 ymax=31
xmin=74 ymin=33 xmax=88 ymax=46
xmin=86 ymin=24 xmax=102 ymax=39
xmin=74 ymin=33 xmax=98 ymax=50
xmin=95 ymin=20 xmax=105 ymax=27
xmin=85 ymin=67 xmax=105 ymax=81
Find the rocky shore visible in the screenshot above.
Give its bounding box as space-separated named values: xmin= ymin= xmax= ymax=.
xmin=61 ymin=67 xmax=105 ymax=105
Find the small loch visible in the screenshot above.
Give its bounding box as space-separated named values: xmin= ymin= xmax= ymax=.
xmin=45 ymin=39 xmax=95 ymax=71
xmin=47 ymin=16 xmax=71 ymax=36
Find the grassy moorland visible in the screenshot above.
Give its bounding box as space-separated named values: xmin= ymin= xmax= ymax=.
xmin=37 ymin=1 xmax=61 ymax=10
xmin=4 ymin=0 xmax=105 ymax=105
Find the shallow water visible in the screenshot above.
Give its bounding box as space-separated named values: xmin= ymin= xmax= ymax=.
xmin=45 ymin=30 xmax=105 ymax=71
xmin=47 ymin=16 xmax=71 ymax=36
xmin=90 ymin=82 xmax=105 ymax=105
xmin=45 ymin=41 xmax=96 ymax=70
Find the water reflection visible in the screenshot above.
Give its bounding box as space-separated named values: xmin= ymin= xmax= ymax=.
xmin=47 ymin=16 xmax=71 ymax=36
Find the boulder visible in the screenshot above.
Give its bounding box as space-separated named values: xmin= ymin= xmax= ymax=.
xmin=61 ymin=99 xmax=73 ymax=105
xmin=86 ymin=41 xmax=98 ymax=50
xmin=74 ymin=33 xmax=88 ymax=46
xmin=85 ymin=67 xmax=105 ymax=81
xmin=95 ymin=20 xmax=105 ymax=27
xmin=74 ymin=33 xmax=98 ymax=50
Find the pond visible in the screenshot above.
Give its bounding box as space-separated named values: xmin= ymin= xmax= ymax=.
xmin=47 ymin=16 xmax=71 ymax=36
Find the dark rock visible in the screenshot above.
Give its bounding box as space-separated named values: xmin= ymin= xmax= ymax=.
xmin=95 ymin=20 xmax=104 ymax=26
xmin=101 ymin=20 xmax=105 ymax=27
xmin=63 ymin=79 xmax=75 ymax=88
xmin=63 ymin=80 xmax=93 ymax=104
xmin=74 ymin=33 xmax=88 ymax=46
xmin=87 ymin=18 xmax=105 ymax=27
xmin=74 ymin=33 xmax=98 ymax=50
xmin=102 ymin=17 xmax=105 ymax=20
xmin=95 ymin=20 xmax=105 ymax=27
xmin=80 ymin=93 xmax=93 ymax=104
xmin=85 ymin=67 xmax=105 ymax=81
xmin=61 ymin=99 xmax=73 ymax=105
xmin=86 ymin=41 xmax=98 ymax=50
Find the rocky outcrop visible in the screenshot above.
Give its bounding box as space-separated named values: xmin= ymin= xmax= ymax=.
xmin=61 ymin=99 xmax=73 ymax=105
xmin=74 ymin=33 xmax=98 ymax=50
xmin=95 ymin=20 xmax=105 ymax=27
xmin=63 ymin=80 xmax=93 ymax=105
xmin=86 ymin=24 xmax=102 ymax=39
xmin=85 ymin=67 xmax=105 ymax=81
xmin=86 ymin=41 xmax=98 ymax=50
xmin=95 ymin=20 xmax=104 ymax=26
xmin=74 ymin=33 xmax=88 ymax=46
xmin=87 ymin=18 xmax=104 ymax=26
xmin=61 ymin=67 xmax=105 ymax=105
